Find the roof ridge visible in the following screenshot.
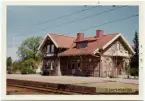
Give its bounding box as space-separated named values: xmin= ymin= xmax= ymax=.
xmin=49 ymin=33 xmax=75 ymax=38
xmin=49 ymin=33 xmax=119 ymax=39
xmin=103 ymin=33 xmax=119 ymax=36
xmin=83 ymin=33 xmax=119 ymax=38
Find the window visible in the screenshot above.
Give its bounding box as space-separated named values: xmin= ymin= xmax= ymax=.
xmin=82 ymin=42 xmax=87 ymax=48
xmin=67 ymin=62 xmax=71 ymax=69
xmin=118 ymin=43 xmax=121 ymax=50
xmin=78 ymin=63 xmax=80 ymax=69
xmin=76 ymin=42 xmax=87 ymax=48
xmin=72 ymin=63 xmax=75 ymax=69
xmin=76 ymin=43 xmax=81 ymax=48
xmin=46 ymin=61 xmax=51 ymax=69
xmin=47 ymin=45 xmax=50 ymax=53
xmin=46 ymin=44 xmax=55 ymax=53
xmin=51 ymin=44 xmax=55 ymax=53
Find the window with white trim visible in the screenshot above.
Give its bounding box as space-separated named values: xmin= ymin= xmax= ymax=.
xmin=51 ymin=44 xmax=55 ymax=53
xmin=47 ymin=45 xmax=50 ymax=53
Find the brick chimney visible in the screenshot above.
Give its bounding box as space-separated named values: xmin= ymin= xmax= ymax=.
xmin=96 ymin=30 xmax=104 ymax=38
xmin=76 ymin=33 xmax=84 ymax=41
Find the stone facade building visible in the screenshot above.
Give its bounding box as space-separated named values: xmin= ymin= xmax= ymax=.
xmin=38 ymin=30 xmax=134 ymax=77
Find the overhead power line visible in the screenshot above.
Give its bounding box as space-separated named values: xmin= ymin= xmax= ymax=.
xmin=73 ymin=14 xmax=138 ymax=32
xmin=9 ymin=14 xmax=138 ymax=48
xmin=37 ymin=6 xmax=100 ymax=25
xmin=38 ymin=6 xmax=127 ymax=32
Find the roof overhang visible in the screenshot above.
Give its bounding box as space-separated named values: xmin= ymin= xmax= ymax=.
xmin=48 ymin=34 xmax=59 ymax=48
xmin=93 ymin=33 xmax=135 ymax=55
xmin=38 ymin=33 xmax=59 ymax=51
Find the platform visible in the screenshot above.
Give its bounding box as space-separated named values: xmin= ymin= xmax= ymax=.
xmin=7 ymin=74 xmax=139 ymax=94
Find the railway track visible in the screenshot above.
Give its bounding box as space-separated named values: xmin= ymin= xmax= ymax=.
xmin=7 ymin=79 xmax=138 ymax=95
xmin=7 ymin=79 xmax=96 ymax=94
xmin=7 ymin=84 xmax=78 ymax=94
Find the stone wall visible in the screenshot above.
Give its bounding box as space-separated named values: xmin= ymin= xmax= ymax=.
xmin=100 ymin=56 xmax=115 ymax=77
xmin=101 ymin=38 xmax=131 ymax=77
xmin=100 ymin=56 xmax=130 ymax=77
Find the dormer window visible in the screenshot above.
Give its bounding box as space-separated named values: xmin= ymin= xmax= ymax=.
xmin=76 ymin=42 xmax=87 ymax=48
xmin=82 ymin=42 xmax=87 ymax=48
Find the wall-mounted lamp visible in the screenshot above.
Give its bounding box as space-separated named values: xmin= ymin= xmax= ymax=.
xmin=89 ymin=58 xmax=92 ymax=62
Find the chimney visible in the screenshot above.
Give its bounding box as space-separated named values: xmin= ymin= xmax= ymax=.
xmin=96 ymin=30 xmax=104 ymax=38
xmin=76 ymin=33 xmax=84 ymax=41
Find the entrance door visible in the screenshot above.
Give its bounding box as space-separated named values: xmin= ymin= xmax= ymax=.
xmin=117 ymin=60 xmax=123 ymax=75
xmin=117 ymin=63 xmax=122 ymax=75
xmin=113 ymin=57 xmax=123 ymax=77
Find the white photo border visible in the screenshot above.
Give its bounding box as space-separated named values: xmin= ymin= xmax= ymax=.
xmin=1 ymin=0 xmax=144 ymax=100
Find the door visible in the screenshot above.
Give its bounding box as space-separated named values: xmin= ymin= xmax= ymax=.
xmin=117 ymin=60 xmax=123 ymax=75
xmin=113 ymin=56 xmax=123 ymax=77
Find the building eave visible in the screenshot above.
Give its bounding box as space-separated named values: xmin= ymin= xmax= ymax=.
xmin=38 ymin=33 xmax=59 ymax=51
xmin=102 ymin=33 xmax=135 ymax=54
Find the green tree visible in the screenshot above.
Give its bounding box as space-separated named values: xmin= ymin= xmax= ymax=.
xmin=130 ymin=31 xmax=139 ymax=76
xmin=12 ymin=60 xmax=23 ymax=73
xmin=125 ymin=64 xmax=130 ymax=79
xmin=7 ymin=57 xmax=12 ymax=73
xmin=17 ymin=36 xmax=42 ymax=74
xmin=17 ymin=36 xmax=42 ymax=61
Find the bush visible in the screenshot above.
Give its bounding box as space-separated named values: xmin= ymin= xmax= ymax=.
xmin=20 ymin=58 xmax=37 ymax=74
xmin=41 ymin=70 xmax=50 ymax=76
xmin=130 ymin=61 xmax=138 ymax=76
xmin=21 ymin=67 xmax=29 ymax=74
xmin=109 ymin=75 xmax=114 ymax=78
xmin=21 ymin=66 xmax=36 ymax=74
xmin=130 ymin=68 xmax=138 ymax=76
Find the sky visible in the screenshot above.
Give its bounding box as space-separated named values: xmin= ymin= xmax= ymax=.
xmin=7 ymin=5 xmax=139 ymax=61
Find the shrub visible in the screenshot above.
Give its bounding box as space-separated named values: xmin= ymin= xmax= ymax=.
xmin=130 ymin=68 xmax=138 ymax=76
xmin=21 ymin=67 xmax=29 ymax=74
xmin=109 ymin=75 xmax=114 ymax=78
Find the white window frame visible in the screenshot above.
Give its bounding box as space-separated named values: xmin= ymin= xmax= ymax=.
xmin=51 ymin=44 xmax=55 ymax=53
xmin=47 ymin=45 xmax=50 ymax=53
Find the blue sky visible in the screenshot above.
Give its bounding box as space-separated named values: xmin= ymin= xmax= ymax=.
xmin=7 ymin=5 xmax=139 ymax=61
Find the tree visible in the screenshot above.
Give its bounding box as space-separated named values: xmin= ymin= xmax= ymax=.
xmin=17 ymin=36 xmax=42 ymax=61
xmin=130 ymin=31 xmax=139 ymax=76
xmin=7 ymin=57 xmax=12 ymax=73
xmin=17 ymin=36 xmax=42 ymax=74
xmin=12 ymin=60 xmax=23 ymax=73
xmin=125 ymin=64 xmax=130 ymax=79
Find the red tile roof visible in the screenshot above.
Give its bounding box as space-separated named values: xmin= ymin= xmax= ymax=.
xmin=57 ymin=33 xmax=119 ymax=56
xmin=49 ymin=33 xmax=75 ymax=48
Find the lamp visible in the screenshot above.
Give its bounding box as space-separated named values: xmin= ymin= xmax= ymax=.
xmin=89 ymin=58 xmax=92 ymax=62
